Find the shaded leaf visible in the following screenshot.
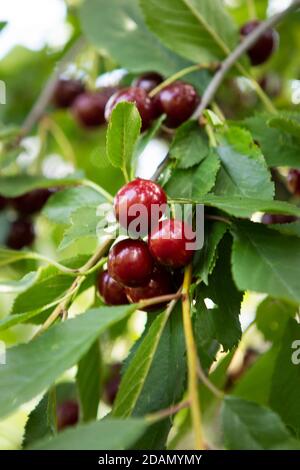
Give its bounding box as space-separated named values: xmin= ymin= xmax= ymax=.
xmin=77 ymin=341 xmax=101 ymax=422
xmin=170 ymin=121 xmax=209 ymax=169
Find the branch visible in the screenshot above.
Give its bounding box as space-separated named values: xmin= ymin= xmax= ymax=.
xmin=21 ymin=36 xmax=86 ymax=136
xmin=193 ymin=0 xmax=300 ymax=118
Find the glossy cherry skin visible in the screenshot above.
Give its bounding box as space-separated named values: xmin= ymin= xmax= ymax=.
xmin=287 ymin=169 xmax=300 ymax=196
xmin=155 ymin=81 xmax=200 ymax=128
xmin=125 ymin=266 xmax=174 ymax=304
xmin=57 ymin=400 xmax=79 ymax=431
xmin=262 ymin=213 xmax=298 ymax=225
xmin=72 ymin=88 xmax=117 ymax=128
xmin=12 ymin=188 xmax=54 ymax=215
xmin=105 ymin=87 xmax=155 ymax=131
xmin=114 ymin=178 xmax=167 ymax=233
xmin=149 ymin=219 xmax=196 ymax=268
xmin=0 ymin=196 xmax=8 ymax=211
xmin=240 ymin=20 xmax=278 ymax=66
xmin=52 ymin=78 xmax=85 ymax=108
xmin=6 ymin=218 xmax=35 ymax=250
xmin=133 ymin=72 xmax=164 ymax=93
xmin=97 ymin=270 xmax=128 ymax=305
xmin=108 ymin=239 xmax=154 ymax=287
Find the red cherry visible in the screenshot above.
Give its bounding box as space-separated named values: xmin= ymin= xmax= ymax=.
xmin=287 ymin=169 xmax=300 ymax=196
xmin=6 ymin=218 xmax=35 ymax=250
xmin=114 ymin=178 xmax=167 ymax=234
xmin=108 ymin=239 xmax=154 ymax=287
xmin=149 ymin=219 xmax=196 ymax=268
xmin=133 ymin=72 xmax=164 ymax=93
xmin=72 ymin=88 xmax=117 ymax=128
xmin=125 ymin=266 xmax=174 ymax=305
xmin=262 ymin=213 xmax=298 ymax=225
xmin=0 ymin=196 xmax=8 ymax=211
xmin=155 ymin=81 xmax=200 ymax=128
xmin=12 ymin=188 xmax=54 ymax=215
xmin=57 ymin=400 xmax=79 ymax=431
xmin=240 ymin=20 xmax=278 ymax=66
xmin=105 ymin=87 xmax=155 ymax=131
xmin=52 ymin=78 xmax=85 ymax=108
xmin=97 ymin=270 xmax=128 ymax=305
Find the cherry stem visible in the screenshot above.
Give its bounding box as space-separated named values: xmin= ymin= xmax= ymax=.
xmin=182 ymin=264 xmax=204 ymax=450
xmin=138 ymin=288 xmax=182 ymax=310
xmin=147 ymin=399 xmax=190 ymax=422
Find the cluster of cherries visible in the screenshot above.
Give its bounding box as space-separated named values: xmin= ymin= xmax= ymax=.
xmin=97 ymin=178 xmax=195 ymax=307
xmin=53 ymin=71 xmax=200 ymax=131
xmin=0 ymin=188 xmax=55 ymax=250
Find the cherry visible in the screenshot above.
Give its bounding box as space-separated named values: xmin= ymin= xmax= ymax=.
xmin=240 ymin=20 xmax=278 ymax=66
xmin=72 ymin=88 xmax=117 ymax=128
xmin=57 ymin=400 xmax=79 ymax=431
xmin=149 ymin=219 xmax=196 ymax=268
xmin=12 ymin=188 xmax=54 ymax=215
xmin=6 ymin=218 xmax=35 ymax=250
xmin=287 ymin=169 xmax=300 ymax=196
xmin=108 ymin=239 xmax=154 ymax=287
xmin=259 ymin=75 xmax=281 ymax=98
xmin=114 ymin=178 xmax=167 ymax=234
xmin=97 ymin=270 xmax=128 ymax=305
xmin=105 ymin=87 xmax=155 ymax=131
xmin=0 ymin=196 xmax=8 ymax=211
xmin=125 ymin=266 xmax=174 ymax=305
xmin=262 ymin=213 xmax=298 ymax=225
xmin=133 ymin=72 xmax=164 ymax=93
xmin=155 ymin=81 xmax=200 ymax=128
xmin=104 ymin=363 xmax=121 ymax=405
xmin=52 ymin=78 xmax=85 ymax=108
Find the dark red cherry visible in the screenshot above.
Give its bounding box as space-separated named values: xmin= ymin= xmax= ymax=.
xmin=133 ymin=72 xmax=164 ymax=93
xmin=258 ymin=75 xmax=281 ymax=98
xmin=114 ymin=178 xmax=167 ymax=233
xmin=108 ymin=239 xmax=154 ymax=287
xmin=125 ymin=266 xmax=174 ymax=305
xmin=155 ymin=81 xmax=200 ymax=128
xmin=240 ymin=20 xmax=278 ymax=66
xmin=72 ymin=88 xmax=117 ymax=128
xmin=104 ymin=363 xmax=121 ymax=405
xmin=105 ymin=87 xmax=155 ymax=131
xmin=287 ymin=169 xmax=300 ymax=196
xmin=57 ymin=400 xmax=79 ymax=431
xmin=149 ymin=219 xmax=196 ymax=268
xmin=12 ymin=188 xmax=54 ymax=215
xmin=262 ymin=213 xmax=298 ymax=225
xmin=0 ymin=196 xmax=8 ymax=211
xmin=6 ymin=218 xmax=35 ymax=250
xmin=52 ymin=78 xmax=85 ymax=108
xmin=97 ymin=270 xmax=128 ymax=305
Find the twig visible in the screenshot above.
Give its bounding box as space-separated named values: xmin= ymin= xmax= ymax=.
xmin=147 ymin=399 xmax=190 ymax=422
xmin=182 ymin=265 xmax=204 ymax=450
xmin=139 ymin=289 xmax=182 ymax=310
xmin=196 ymin=360 xmax=224 ymax=399
xmin=21 ymin=36 xmax=86 ymax=136
xmin=193 ymin=0 xmax=300 ymax=118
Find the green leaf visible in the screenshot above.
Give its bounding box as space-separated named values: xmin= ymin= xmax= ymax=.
xmin=59 ymin=207 xmax=98 ymax=251
xmin=30 ymin=418 xmax=148 ymax=450
xmin=193 ymin=298 xmax=219 ymax=370
xmin=193 ymin=221 xmax=228 ymax=284
xmin=170 ymin=122 xmax=209 ymax=169
xmin=140 ymin=0 xmax=239 ymax=63
xmin=43 ymin=187 xmax=105 ymax=225
xmin=242 ymin=114 xmax=300 ymax=168
xmin=0 ymin=22 xmax=7 ymax=33
xmin=222 ymin=396 xmax=300 ymax=450
xmin=232 ymin=221 xmax=300 ymax=304
xmin=214 ymin=127 xmax=274 ymax=200
xmin=263 ymin=221 xmax=300 ymax=238
xmin=256 ymin=297 xmax=296 ymax=343
xmin=0 ymin=248 xmax=32 ymax=267
xmin=106 ymin=102 xmax=141 ymax=178
xmin=165 ymin=150 xmax=220 ymax=199
xmin=77 ymin=341 xmax=101 ymax=422
xmin=0 ymin=271 xmax=39 ymax=294
xmin=268 ymin=111 xmax=300 ymax=141
xmin=79 ymin=0 xmax=190 ymax=76
xmin=270 ymin=319 xmax=300 ymax=436
xmin=0 ymin=174 xmax=83 ymax=198
xmin=0 ymin=305 xmax=135 ymax=419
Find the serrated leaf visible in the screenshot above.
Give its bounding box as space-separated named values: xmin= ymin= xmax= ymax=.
xmin=106 ymin=102 xmax=141 ymax=178
xmin=222 ymin=396 xmax=300 ymax=450
xmin=30 ymin=418 xmax=147 ymax=450
xmin=43 ymin=187 xmax=105 ymax=225
xmin=256 ymin=297 xmax=296 ymax=343
xmin=268 ymin=111 xmax=300 ymax=141
xmin=59 ymin=207 xmax=98 ymax=251
xmin=0 ymin=174 xmax=83 ymax=198
xmin=214 ymin=127 xmax=274 ymax=200
xmin=0 ymin=305 xmax=135 ymax=419
xmin=232 ymin=221 xmax=300 ymax=304
xmin=0 ymin=271 xmax=39 ymax=294
xmin=140 ymin=0 xmax=239 ymax=63
xmin=263 ymin=221 xmax=300 ymax=238
xmin=170 ymin=121 xmax=209 ymax=169
xmin=193 ymin=298 xmax=219 ymax=370
xmin=77 ymin=341 xmax=101 ymax=422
